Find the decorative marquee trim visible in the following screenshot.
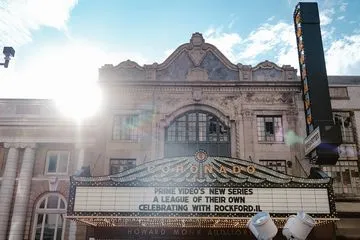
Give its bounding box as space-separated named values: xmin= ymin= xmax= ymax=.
xmin=66 ymin=216 xmax=338 ymax=229
xmin=72 ymin=156 xmax=330 ymax=185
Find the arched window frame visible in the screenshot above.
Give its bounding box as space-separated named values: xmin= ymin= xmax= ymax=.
xmin=165 ymin=110 xmax=230 ymax=143
xmin=31 ymin=193 xmax=67 ymax=240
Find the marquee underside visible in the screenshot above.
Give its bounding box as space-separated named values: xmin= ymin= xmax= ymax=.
xmin=66 ymin=216 xmax=338 ymax=229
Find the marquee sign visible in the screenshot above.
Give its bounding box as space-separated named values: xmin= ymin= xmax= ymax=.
xmin=293 ymin=2 xmax=342 ymax=165
xmin=74 ymin=186 xmax=329 ymax=215
xmin=67 ymin=154 xmax=337 ymax=228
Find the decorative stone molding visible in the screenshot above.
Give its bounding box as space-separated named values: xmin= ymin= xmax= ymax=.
xmin=286 ymin=109 xmax=299 ymax=122
xmin=189 ymin=49 xmax=206 ymax=66
xmin=188 ymin=34 xmax=206 ymax=66
xmin=49 ymin=177 xmax=59 ymax=191
xmin=0 ymin=137 xmax=96 ymax=144
xmin=186 ymin=67 xmax=208 ymax=81
xmin=3 ymin=142 xmax=37 ymax=149
xmin=192 ymin=88 xmax=203 ymax=102
xmin=241 ymin=110 xmax=254 ymax=121
xmin=144 ymin=63 xmax=158 ymax=81
xmin=251 ymin=60 xmax=297 ymax=82
xmin=190 ymin=32 xmax=205 ymax=46
xmin=156 ymin=32 xmax=238 ymax=72
xmin=161 ymin=104 xmax=231 ymax=128
xmin=244 ymin=92 xmax=294 ymax=104
xmin=253 ymin=60 xmax=282 ymax=70
xmin=238 ymin=63 xmax=252 ymax=81
xmin=97 ymin=33 xmax=298 ymax=84
xmin=282 ymin=65 xmax=297 ymax=80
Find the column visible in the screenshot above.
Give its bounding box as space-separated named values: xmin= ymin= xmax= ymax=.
xmin=241 ymin=110 xmax=254 ymax=160
xmin=0 ymin=144 xmax=19 ymax=240
xmin=8 ymin=144 xmax=37 ymax=240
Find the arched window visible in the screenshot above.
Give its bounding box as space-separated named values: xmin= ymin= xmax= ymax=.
xmin=32 ymin=193 xmax=66 ymax=240
xmin=165 ymin=111 xmax=231 ymax=157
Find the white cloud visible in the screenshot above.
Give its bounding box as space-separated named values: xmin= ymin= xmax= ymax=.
xmin=204 ymin=28 xmax=242 ymax=62
xmin=339 ymin=1 xmax=348 ymax=12
xmin=267 ymin=16 xmax=275 ymax=22
xmin=337 ymin=16 xmax=345 ymax=20
xmin=319 ymin=8 xmax=335 ymax=26
xmin=201 ymin=17 xmax=360 ymax=75
xmin=241 ymin=22 xmax=293 ymax=59
xmin=325 ymin=34 xmax=360 ymax=75
xmin=0 ymin=0 xmax=78 ymax=46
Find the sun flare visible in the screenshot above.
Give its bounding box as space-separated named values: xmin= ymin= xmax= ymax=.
xmin=54 ymin=83 xmax=102 ymax=121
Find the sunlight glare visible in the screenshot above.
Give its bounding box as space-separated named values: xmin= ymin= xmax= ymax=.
xmin=22 ymin=41 xmax=106 ymax=121
xmin=54 ymin=83 xmax=102 ymax=121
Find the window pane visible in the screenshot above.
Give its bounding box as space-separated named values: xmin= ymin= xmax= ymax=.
xmin=56 ymin=215 xmax=64 ymax=240
xmin=47 ymin=156 xmax=57 ymax=173
xmin=198 ymin=113 xmax=206 ymax=121
xmin=39 ymin=199 xmax=46 ymax=209
xmin=322 ymin=161 xmax=360 ymax=196
xmin=113 ymin=115 xmax=139 ymax=141
xmin=43 ymin=214 xmax=55 ymax=240
xmin=188 ymin=113 xmax=196 ymax=121
xmin=333 ymin=112 xmax=354 ymax=143
xmin=60 ymin=200 xmax=65 ymax=209
xmin=35 ymin=214 xmax=44 ymax=240
xmin=188 ymin=122 xmax=196 ymax=141
xmin=167 ymin=124 xmax=176 ymax=141
xmin=219 ymin=122 xmax=229 ymax=142
xmin=47 ymin=195 xmax=59 ymax=209
xmin=198 ymin=122 xmax=207 ymax=141
xmin=33 ymin=195 xmax=67 ymax=240
xmin=57 ymin=153 xmax=68 ymax=173
xmin=260 ymin=160 xmax=286 ymax=174
xmin=110 ymin=159 xmax=136 ymax=174
xmin=165 ymin=111 xmax=230 ymax=145
xmin=257 ymin=116 xmax=283 ymax=142
xmin=177 ymin=121 xmax=186 ymax=141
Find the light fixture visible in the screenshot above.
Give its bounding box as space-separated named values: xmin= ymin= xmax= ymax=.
xmin=282 ymin=211 xmax=315 ymax=240
xmin=247 ymin=212 xmax=278 ymax=240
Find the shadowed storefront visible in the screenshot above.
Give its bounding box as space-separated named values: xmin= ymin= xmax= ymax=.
xmin=67 ymin=152 xmax=337 ymax=239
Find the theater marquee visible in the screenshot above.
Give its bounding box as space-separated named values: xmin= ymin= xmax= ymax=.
xmin=67 ymin=153 xmax=337 ymax=228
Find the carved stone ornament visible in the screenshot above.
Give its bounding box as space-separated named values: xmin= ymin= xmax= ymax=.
xmin=186 ymin=67 xmax=208 ymax=81
xmin=4 ymin=142 xmax=37 ymax=148
xmin=189 ymin=48 xmax=206 ymax=66
xmin=190 ymin=32 xmax=205 ymax=46
xmin=49 ymin=177 xmax=59 ymax=191
xmin=192 ymin=89 xmax=203 ymax=102
xmin=241 ymin=110 xmax=254 ymax=121
xmin=245 ymin=92 xmax=294 ymax=104
xmin=117 ymin=60 xmax=141 ymax=68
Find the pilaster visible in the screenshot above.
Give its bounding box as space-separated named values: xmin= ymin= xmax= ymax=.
xmin=0 ymin=144 xmax=20 ymax=240
xmin=9 ymin=143 xmax=37 ymax=240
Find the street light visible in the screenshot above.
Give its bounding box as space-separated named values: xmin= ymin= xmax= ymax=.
xmin=0 ymin=47 xmax=15 ymax=68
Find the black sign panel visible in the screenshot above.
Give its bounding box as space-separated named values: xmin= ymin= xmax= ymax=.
xmin=293 ymin=2 xmax=341 ymax=165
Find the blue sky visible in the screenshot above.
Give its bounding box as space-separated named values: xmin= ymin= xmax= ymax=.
xmin=0 ymin=0 xmax=360 ymax=100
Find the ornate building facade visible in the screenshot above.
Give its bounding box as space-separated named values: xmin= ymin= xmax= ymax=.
xmin=0 ymin=33 xmax=359 ymax=239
